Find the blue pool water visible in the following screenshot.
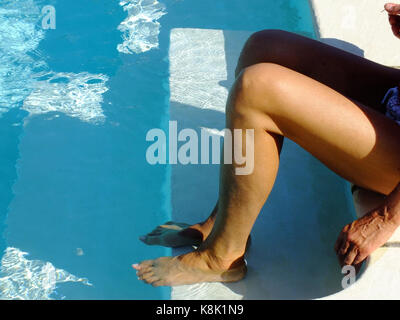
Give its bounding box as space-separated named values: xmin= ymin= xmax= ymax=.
xmin=0 ymin=0 xmax=352 ymax=300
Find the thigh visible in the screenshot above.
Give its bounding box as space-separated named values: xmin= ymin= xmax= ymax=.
xmin=241 ymin=63 xmax=400 ymax=195
xmin=237 ymin=30 xmax=400 ymax=112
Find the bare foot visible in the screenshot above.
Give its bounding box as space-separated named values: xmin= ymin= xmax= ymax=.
xmin=139 ymin=221 xmax=252 ymax=250
xmin=133 ymin=250 xmax=247 ymax=286
xmin=139 ymin=221 xmax=204 ymax=248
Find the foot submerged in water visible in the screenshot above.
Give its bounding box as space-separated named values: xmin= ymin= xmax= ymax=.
xmin=139 ymin=221 xmax=204 ymax=248
xmin=139 ymin=221 xmax=252 ymax=250
xmin=133 ymin=250 xmax=247 ymax=287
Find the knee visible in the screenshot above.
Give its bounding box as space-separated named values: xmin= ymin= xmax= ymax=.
xmin=235 ymin=29 xmax=291 ymax=77
xmin=228 ymin=63 xmax=286 ymax=118
xmin=240 ymin=62 xmax=285 ymax=90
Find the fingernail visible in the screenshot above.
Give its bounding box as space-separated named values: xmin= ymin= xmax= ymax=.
xmin=139 ymin=236 xmax=146 ymax=241
xmin=385 ymin=3 xmax=395 ymax=10
xmin=132 ymin=263 xmax=140 ymax=269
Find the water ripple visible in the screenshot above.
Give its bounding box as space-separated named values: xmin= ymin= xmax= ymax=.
xmin=117 ymin=0 xmax=167 ymax=54
xmin=0 ymin=247 xmax=91 ymax=300
xmin=23 ymin=72 xmax=109 ymax=124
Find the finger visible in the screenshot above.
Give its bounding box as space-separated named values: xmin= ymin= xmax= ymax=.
xmin=389 ymin=15 xmax=400 ymax=35
xmin=353 ymin=251 xmax=368 ymax=266
xmin=343 ymin=245 xmax=359 ymax=266
xmin=391 ymin=24 xmax=400 ymax=38
xmin=354 ymin=260 xmax=364 ymax=275
xmin=337 ymin=252 xmax=346 ymax=268
xmin=389 ymin=14 xmax=400 ymax=25
xmin=334 ymin=239 xmax=343 ymax=254
xmin=339 ymin=240 xmax=350 ymax=256
xmin=336 ymin=241 xmax=347 ymax=266
xmin=385 ymin=3 xmax=400 ymax=14
xmin=389 ymin=14 xmax=400 ymax=33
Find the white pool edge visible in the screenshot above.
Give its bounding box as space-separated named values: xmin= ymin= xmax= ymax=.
xmin=310 ymin=0 xmax=400 ymax=66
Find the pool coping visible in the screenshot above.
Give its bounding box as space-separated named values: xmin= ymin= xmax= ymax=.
xmin=310 ymin=0 xmax=400 ymax=66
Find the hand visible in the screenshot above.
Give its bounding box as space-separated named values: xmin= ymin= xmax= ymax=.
xmin=334 ymin=203 xmax=399 ymax=269
xmin=385 ymin=3 xmax=400 ymax=39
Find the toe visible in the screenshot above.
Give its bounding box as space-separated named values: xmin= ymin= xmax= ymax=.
xmin=148 ymin=228 xmax=164 ymax=235
xmin=133 ymin=259 xmax=154 ymax=271
xmin=132 ymin=263 xmax=140 ymax=270
xmin=139 ymin=235 xmax=159 ymax=245
xmin=142 ymin=274 xmax=158 ymax=284
xmin=137 ymin=268 xmax=153 ymax=277
xmin=139 ymin=271 xmax=155 ymax=281
xmin=140 ymin=260 xmax=156 ymax=274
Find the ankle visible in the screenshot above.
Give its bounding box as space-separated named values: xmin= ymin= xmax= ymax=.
xmin=178 ymin=226 xmax=204 ymax=242
xmin=201 ymin=247 xmax=245 ymax=270
xmin=188 ymin=219 xmax=215 ymax=237
xmin=202 ymin=241 xmax=245 ymax=261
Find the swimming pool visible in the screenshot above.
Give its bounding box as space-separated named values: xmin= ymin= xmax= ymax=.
xmin=0 ymin=0 xmax=354 ymax=300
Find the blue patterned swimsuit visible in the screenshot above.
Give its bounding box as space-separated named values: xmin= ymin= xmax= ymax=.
xmin=382 ymin=86 xmax=400 ymax=125
xmin=351 ymin=86 xmax=400 ymax=195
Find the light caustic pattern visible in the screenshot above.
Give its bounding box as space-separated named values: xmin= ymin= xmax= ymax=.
xmin=0 ymin=0 xmax=109 ymax=124
xmin=0 ymin=0 xmax=169 ymax=299
xmin=117 ymin=0 xmax=167 ymax=54
xmin=0 ymin=248 xmax=91 ymax=300
xmin=0 ymin=0 xmax=45 ymax=116
xmin=23 ymin=72 xmax=109 ymax=124
xmin=0 ymin=0 xmax=109 ymax=299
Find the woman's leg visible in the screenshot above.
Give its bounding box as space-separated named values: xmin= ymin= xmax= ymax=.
xmin=140 ymin=30 xmax=400 ymax=249
xmin=235 ymin=30 xmax=400 ymax=110
xmin=134 ymin=62 xmax=400 ymax=286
